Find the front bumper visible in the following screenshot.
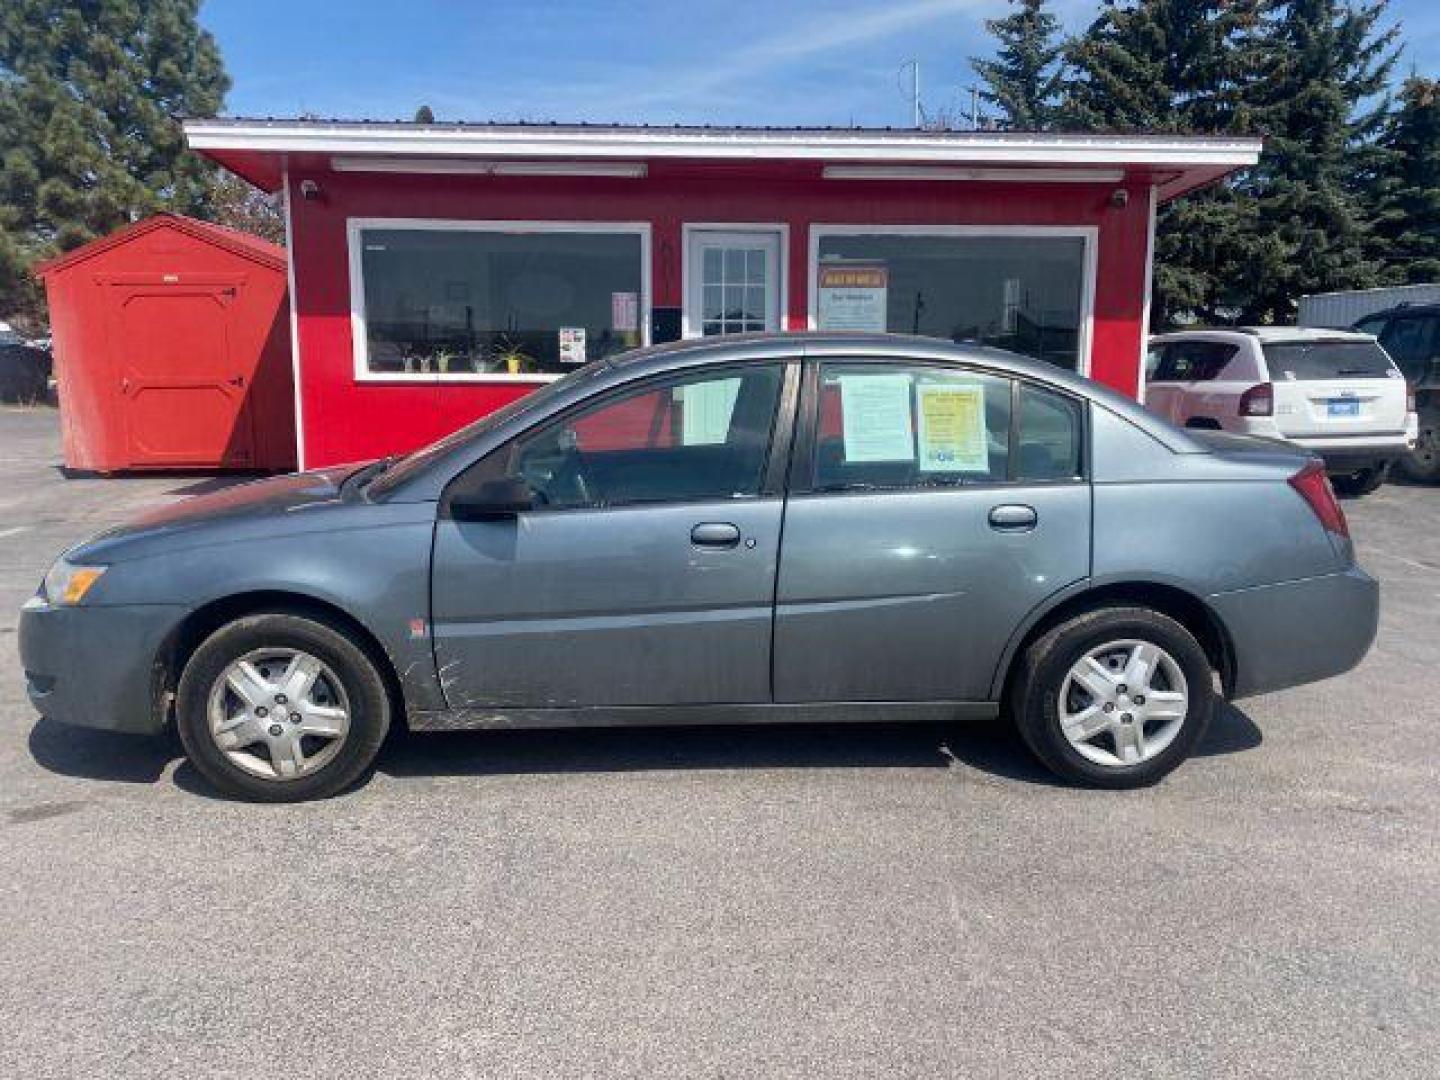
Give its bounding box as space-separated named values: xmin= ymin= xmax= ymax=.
xmin=19 ymin=599 xmax=185 ymax=734
xmin=1210 ymin=566 xmax=1379 ymax=700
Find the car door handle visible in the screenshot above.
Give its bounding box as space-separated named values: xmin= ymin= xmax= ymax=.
xmin=691 ymin=522 xmax=742 ymax=548
xmin=988 ymin=504 xmax=1038 ymax=531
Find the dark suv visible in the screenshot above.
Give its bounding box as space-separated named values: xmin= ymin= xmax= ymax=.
xmin=1354 ymin=303 xmax=1440 ymax=482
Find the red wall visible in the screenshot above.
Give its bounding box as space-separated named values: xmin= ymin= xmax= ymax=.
xmin=286 ymin=162 xmax=1152 ymax=468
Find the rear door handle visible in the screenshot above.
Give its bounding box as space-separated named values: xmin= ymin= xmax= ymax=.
xmin=988 ymin=504 xmax=1038 ymax=531
xmin=691 ymin=522 xmax=742 ymax=548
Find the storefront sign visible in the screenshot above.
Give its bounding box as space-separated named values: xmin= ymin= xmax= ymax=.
xmin=817 ymin=262 xmax=889 ymax=332
xmin=612 ymin=291 xmax=639 ymax=333
xmin=559 ymin=327 xmax=587 ymax=364
xmin=917 ymin=383 xmax=988 ymax=472
xmin=838 ymin=372 xmax=913 ymax=462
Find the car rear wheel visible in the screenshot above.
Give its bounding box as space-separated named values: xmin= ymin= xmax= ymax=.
xmin=1330 ymin=461 xmax=1389 ymax=498
xmin=1398 ymin=408 xmax=1439 ymax=483
xmin=1013 ymin=606 xmax=1215 ymax=788
xmin=176 ymin=613 xmax=390 ymax=802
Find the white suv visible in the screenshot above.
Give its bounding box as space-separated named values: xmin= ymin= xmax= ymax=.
xmin=1145 ymin=328 xmax=1419 ymax=496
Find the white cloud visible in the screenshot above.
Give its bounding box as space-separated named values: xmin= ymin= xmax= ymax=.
xmin=609 ymin=0 xmax=990 ymax=111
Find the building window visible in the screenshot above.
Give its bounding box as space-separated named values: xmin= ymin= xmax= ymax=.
xmin=350 ymin=222 xmax=648 ymax=380
xmin=812 ymin=230 xmax=1091 ymax=371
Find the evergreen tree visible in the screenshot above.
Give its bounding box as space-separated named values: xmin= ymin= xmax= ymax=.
xmin=0 ymin=0 xmax=229 ymax=332
xmin=1238 ymin=0 xmax=1399 ymax=322
xmin=971 ymin=0 xmax=1065 ymax=130
xmin=1062 ymin=1 xmax=1267 ymax=326
xmin=414 ymin=104 xmax=436 ymax=124
xmin=1369 ymin=75 xmax=1440 ymax=284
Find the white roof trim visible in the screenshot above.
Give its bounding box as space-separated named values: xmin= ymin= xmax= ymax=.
xmin=185 ymin=120 xmax=1261 ymax=169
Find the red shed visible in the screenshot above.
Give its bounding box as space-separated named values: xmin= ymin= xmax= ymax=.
xmin=184 ymin=120 xmax=1261 ymax=470
xmin=37 ymin=212 xmax=295 ymax=472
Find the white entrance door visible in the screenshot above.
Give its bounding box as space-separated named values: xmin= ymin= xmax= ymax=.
xmin=685 ymin=229 xmax=783 ymax=338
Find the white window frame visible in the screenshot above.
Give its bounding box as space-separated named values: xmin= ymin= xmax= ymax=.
xmin=346 ymin=217 xmax=652 ymax=383
xmin=680 ymin=223 xmax=790 ymax=340
xmin=806 ymin=224 xmax=1099 ymax=377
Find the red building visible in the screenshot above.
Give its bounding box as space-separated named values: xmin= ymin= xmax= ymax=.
xmin=185 ymin=120 xmax=1259 ymax=470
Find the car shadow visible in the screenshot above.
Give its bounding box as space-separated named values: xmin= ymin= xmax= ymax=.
xmin=27 ymin=716 xmax=182 ymax=785
xmin=28 ymin=703 xmax=1264 ymax=797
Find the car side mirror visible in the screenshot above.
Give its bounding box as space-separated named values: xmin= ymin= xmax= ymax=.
xmin=448 ymin=476 xmax=537 ymax=521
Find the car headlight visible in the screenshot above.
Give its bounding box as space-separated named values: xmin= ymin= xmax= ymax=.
xmin=41 ymin=559 xmax=107 ymax=606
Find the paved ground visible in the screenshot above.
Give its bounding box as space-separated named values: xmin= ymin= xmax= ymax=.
xmin=1 ymin=406 xmax=1436 ymax=1079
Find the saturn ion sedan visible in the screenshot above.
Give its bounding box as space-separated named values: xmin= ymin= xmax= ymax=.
xmin=20 ymin=333 xmax=1379 ymax=801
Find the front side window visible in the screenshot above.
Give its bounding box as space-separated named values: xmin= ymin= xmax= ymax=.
xmin=807 ymin=362 xmax=1083 ymax=491
xmin=813 ymin=233 xmax=1088 ymax=370
xmin=356 ymin=226 xmax=645 ymax=377
xmin=1152 ymin=341 xmax=1236 ymax=382
xmin=475 ymin=365 xmax=784 ymax=510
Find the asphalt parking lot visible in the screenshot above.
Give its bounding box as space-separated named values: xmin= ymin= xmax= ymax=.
xmin=1 ymin=405 xmax=1437 ymax=1079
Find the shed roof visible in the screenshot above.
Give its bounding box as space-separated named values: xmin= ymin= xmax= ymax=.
xmin=35 ymin=212 xmax=286 ymax=277
xmin=184 ymin=118 xmax=1261 ymax=202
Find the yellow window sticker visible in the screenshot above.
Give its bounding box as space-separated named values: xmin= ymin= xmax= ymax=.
xmin=917 ymin=383 xmax=989 ymax=472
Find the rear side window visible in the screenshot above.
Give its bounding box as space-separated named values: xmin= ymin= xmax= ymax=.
xmin=1015 ymin=384 xmax=1084 ymax=480
xmin=1262 ymin=341 xmax=1397 ymax=381
xmin=1153 ymin=341 xmax=1238 ymax=382
xmin=809 ymin=363 xmax=1083 ymax=491
xmin=1375 ymin=317 xmax=1436 ymax=383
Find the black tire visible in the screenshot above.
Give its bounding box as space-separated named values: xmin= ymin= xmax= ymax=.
xmin=176 ymin=613 xmax=391 ymax=802
xmin=1013 ymin=606 xmax=1215 ymax=789
xmin=1398 ymin=408 xmax=1440 ymax=484
xmin=1330 ymin=461 xmax=1389 ymax=498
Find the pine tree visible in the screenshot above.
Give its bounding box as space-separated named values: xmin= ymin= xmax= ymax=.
xmin=0 ymin=0 xmax=229 ymax=332
xmin=1369 ymin=76 xmax=1440 ymax=284
xmin=414 ymin=104 xmax=436 ymax=124
xmin=1062 ymin=1 xmax=1267 ymax=325
xmin=1238 ymin=0 xmax=1400 ymax=322
xmin=971 ymin=0 xmax=1065 ymax=130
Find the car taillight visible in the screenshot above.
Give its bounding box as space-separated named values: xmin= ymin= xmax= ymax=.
xmin=1289 ymin=460 xmax=1349 ymax=538
xmin=1239 ymin=382 xmax=1273 ymax=417
xmin=1407 ymin=387 xmax=1417 ymax=413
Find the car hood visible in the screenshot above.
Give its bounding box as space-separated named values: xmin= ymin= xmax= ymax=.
xmin=69 ymin=464 xmax=366 ymax=563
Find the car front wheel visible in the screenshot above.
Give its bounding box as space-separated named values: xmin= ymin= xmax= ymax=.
xmin=176 ymin=613 xmax=391 ymax=802
xmin=1013 ymin=606 xmax=1215 ymax=788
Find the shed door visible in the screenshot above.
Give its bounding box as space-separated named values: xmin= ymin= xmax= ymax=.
xmin=108 ymin=280 xmax=255 ymax=467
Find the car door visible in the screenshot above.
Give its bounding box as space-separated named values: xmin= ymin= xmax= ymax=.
xmin=430 ymin=361 xmax=796 ymax=709
xmin=773 ymin=358 xmax=1092 ymax=703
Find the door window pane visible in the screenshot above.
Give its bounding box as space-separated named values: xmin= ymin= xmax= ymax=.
xmin=487 ymin=366 xmax=784 ymax=509
xmin=1377 ymin=317 xmax=1436 ymax=382
xmin=1015 ymin=384 xmax=1084 ymax=480
xmin=358 ymin=227 xmax=644 ymax=376
xmin=813 ymin=364 xmax=1013 ymax=489
xmin=815 ymin=234 xmax=1087 ymax=369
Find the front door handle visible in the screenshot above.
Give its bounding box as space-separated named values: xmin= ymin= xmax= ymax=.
xmin=988 ymin=504 xmax=1038 ymax=531
xmin=691 ymin=522 xmax=742 ymax=548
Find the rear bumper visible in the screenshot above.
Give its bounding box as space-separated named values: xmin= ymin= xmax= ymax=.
xmin=18 ymin=599 xmax=184 ymax=734
xmin=1235 ymin=416 xmax=1418 ymax=467
xmin=1210 ymin=566 xmax=1379 ymax=700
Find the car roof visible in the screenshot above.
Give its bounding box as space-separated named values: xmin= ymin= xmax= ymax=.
xmin=606 ymin=330 xmax=1103 ymax=395
xmin=1360 ymin=303 xmax=1440 ymax=319
xmin=1152 ymin=326 xmax=1376 ymax=344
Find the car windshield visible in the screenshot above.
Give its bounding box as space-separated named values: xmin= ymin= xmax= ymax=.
xmin=366 ymin=361 xmax=610 ymax=497
xmin=1261 ymin=340 xmax=1396 ymax=381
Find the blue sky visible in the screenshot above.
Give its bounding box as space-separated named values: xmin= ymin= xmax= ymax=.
xmin=203 ymin=0 xmax=1440 ymax=128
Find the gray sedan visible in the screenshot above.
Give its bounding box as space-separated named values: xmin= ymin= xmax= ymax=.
xmin=20 ymin=333 xmax=1379 ymax=801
